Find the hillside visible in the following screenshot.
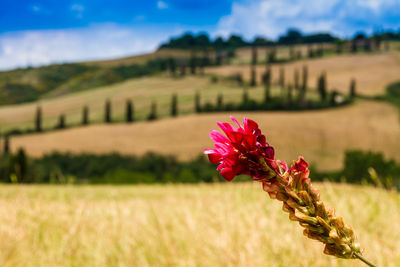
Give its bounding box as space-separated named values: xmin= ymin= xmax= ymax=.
xmin=0 ymin=75 xmax=301 ymax=132
xmin=0 ymin=48 xmax=186 ymax=104
xmin=206 ymin=50 xmax=400 ymax=96
xmin=10 ymin=100 xmax=400 ymax=171
xmin=0 ymin=183 xmax=398 ymax=266
xmin=1 ymin=41 xmax=398 ymax=105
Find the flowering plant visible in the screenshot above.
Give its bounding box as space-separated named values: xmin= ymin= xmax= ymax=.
xmin=204 ymin=116 xmax=376 ymax=267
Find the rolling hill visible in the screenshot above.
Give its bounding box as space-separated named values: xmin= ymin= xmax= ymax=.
xmin=9 ymin=100 xmax=400 ymax=171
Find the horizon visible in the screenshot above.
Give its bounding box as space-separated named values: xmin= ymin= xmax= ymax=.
xmin=1 ymin=0 xmax=400 ymax=71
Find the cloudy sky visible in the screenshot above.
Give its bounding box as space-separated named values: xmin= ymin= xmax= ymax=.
xmin=1 ymin=0 xmax=399 ymax=70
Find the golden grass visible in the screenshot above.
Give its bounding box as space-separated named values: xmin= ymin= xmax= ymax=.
xmin=0 ymin=183 xmax=398 ymax=267
xmin=206 ymin=51 xmax=400 ymax=96
xmin=11 ymin=100 xmax=400 ymax=171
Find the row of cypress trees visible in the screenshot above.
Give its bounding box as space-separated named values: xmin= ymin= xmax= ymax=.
xmin=32 ymin=94 xmax=184 ymax=132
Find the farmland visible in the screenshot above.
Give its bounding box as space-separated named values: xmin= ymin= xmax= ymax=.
xmin=206 ymin=50 xmax=400 ymax=96
xmin=10 ymin=100 xmax=400 ymax=171
xmin=0 ymin=183 xmax=398 ymax=267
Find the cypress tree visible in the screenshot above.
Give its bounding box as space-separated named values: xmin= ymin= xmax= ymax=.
xmin=15 ymin=148 xmax=27 ymax=183
xmin=317 ymin=43 xmax=324 ymax=57
xmin=3 ymin=134 xmax=9 ymax=154
xmin=180 ymin=63 xmax=186 ymax=77
xmin=351 ymin=39 xmax=357 ymax=53
xmin=202 ymin=50 xmax=210 ymax=67
xmin=251 ymin=46 xmax=257 ymax=65
xmin=195 ymin=91 xmax=201 ymax=113
xmin=190 ymin=52 xmax=197 ymax=75
xmin=168 ymin=58 xmax=177 ymax=76
xmin=250 ymin=65 xmax=257 ymax=87
xmin=148 ymin=101 xmax=157 ymax=121
xmin=307 ymin=45 xmax=313 ymax=58
xmin=289 ymin=46 xmax=295 ymax=61
xmin=57 ymin=114 xmax=66 ymax=129
xmin=279 ymin=67 xmax=285 ymax=97
xmin=336 ymin=42 xmax=343 ymax=54
xmin=318 ymin=72 xmax=327 ymax=101
xmin=82 ymin=105 xmax=89 ymax=125
xmin=217 ymin=94 xmax=223 ymax=110
xmin=298 ymin=65 xmax=308 ymax=107
xmin=105 ymin=99 xmax=112 ymax=123
xmin=267 ymin=49 xmax=276 ymax=63
xmin=126 ymin=99 xmax=134 ymax=122
xmin=215 ymin=50 xmax=222 ymax=65
xmin=263 ymin=68 xmax=271 ymax=103
xmin=302 ymin=65 xmax=308 ymax=92
xmin=294 ymin=69 xmax=299 ymax=90
xmin=364 ymin=39 xmax=372 ymax=52
xmin=35 ymin=106 xmax=42 ymax=132
xmin=350 ymin=79 xmax=356 ymax=98
xmin=171 ymin=94 xmax=178 ymax=117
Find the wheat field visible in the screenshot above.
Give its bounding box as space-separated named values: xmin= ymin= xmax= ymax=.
xmin=11 ymin=100 xmax=400 ymax=171
xmin=0 ymin=183 xmax=398 ymax=267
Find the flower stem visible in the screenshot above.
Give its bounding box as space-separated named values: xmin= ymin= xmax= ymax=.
xmin=354 ymin=252 xmax=377 ymax=267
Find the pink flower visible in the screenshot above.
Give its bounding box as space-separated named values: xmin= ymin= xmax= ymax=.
xmin=203 ymin=116 xmax=276 ymax=181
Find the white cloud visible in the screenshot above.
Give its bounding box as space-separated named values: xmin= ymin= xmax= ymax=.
xmin=215 ymin=0 xmax=400 ymax=40
xmin=0 ymin=24 xmax=177 ymax=71
xmin=157 ymin=1 xmax=168 ymax=10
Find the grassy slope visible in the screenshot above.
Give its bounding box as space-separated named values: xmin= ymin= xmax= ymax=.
xmin=0 ymin=183 xmax=398 ymax=267
xmin=10 ymin=100 xmax=400 ymax=171
xmin=0 ymin=75 xmax=297 ymax=132
xmin=206 ymin=51 xmax=400 ymax=96
xmin=84 ymin=48 xmax=191 ymax=67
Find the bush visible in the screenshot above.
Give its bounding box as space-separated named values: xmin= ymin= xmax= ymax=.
xmin=343 ymin=150 xmax=400 ymax=188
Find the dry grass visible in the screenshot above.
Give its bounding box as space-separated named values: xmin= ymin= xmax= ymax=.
xmin=0 ymin=183 xmax=398 ymax=267
xmin=206 ymin=51 xmax=400 ymax=96
xmin=11 ymin=100 xmax=400 ymax=171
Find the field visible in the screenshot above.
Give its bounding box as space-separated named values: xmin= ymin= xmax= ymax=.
xmin=0 ymin=75 xmax=297 ymax=133
xmin=0 ymin=183 xmax=398 ymax=267
xmin=206 ymin=51 xmax=400 ymax=96
xmin=10 ymin=100 xmax=400 ymax=171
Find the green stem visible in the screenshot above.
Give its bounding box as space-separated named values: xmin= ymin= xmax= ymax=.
xmin=354 ymin=252 xmax=377 ymax=267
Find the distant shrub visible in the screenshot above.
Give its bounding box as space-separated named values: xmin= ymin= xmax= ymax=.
xmin=343 ymin=150 xmax=400 ymax=188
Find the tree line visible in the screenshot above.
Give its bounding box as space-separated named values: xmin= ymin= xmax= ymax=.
xmin=0 ymin=148 xmax=398 ymax=189
xmin=159 ymin=28 xmax=398 ymax=50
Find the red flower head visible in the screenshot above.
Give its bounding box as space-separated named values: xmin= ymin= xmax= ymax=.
xmin=203 ymin=116 xmax=277 ymax=181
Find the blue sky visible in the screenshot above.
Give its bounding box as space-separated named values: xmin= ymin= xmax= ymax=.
xmin=0 ymin=0 xmax=400 ymax=70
